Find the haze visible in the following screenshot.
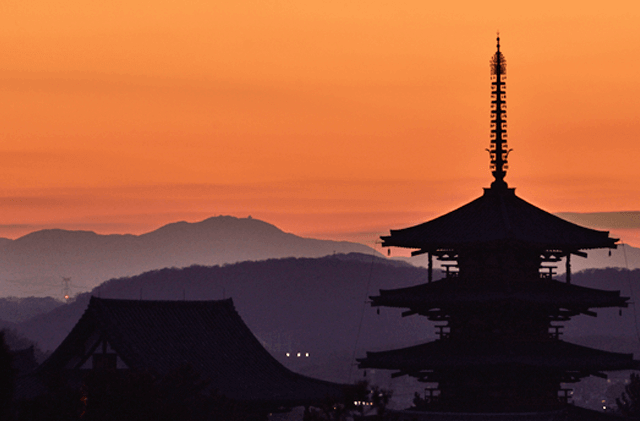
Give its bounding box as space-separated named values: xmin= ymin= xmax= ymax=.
xmin=1 ymin=0 xmax=639 ymax=247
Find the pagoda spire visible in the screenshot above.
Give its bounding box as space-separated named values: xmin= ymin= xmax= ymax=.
xmin=489 ymin=35 xmax=511 ymax=189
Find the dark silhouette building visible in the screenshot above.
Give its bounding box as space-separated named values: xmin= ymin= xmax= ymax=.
xmin=358 ymin=38 xmax=638 ymax=417
xmin=29 ymin=297 xmax=347 ymax=414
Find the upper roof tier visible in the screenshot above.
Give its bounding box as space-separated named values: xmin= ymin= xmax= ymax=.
xmin=381 ymin=186 xmax=617 ymax=252
xmin=383 ymin=38 xmax=617 ymax=254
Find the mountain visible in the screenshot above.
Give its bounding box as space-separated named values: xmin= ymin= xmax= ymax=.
xmin=0 ymin=216 xmax=379 ymax=298
xmin=13 ymin=253 xmax=432 ymax=382
xmin=11 ymin=258 xmax=640 ymax=387
xmin=0 ymin=296 xmax=63 ymax=323
xmin=558 ymin=268 xmax=640 ymax=340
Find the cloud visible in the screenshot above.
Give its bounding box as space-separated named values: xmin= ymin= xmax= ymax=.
xmin=555 ymin=212 xmax=640 ymax=230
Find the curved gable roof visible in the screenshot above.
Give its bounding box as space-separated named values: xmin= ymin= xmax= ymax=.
xmin=41 ymin=297 xmax=347 ymax=407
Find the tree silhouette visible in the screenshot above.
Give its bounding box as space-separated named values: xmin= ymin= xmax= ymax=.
xmin=0 ymin=331 xmax=15 ymax=420
xmin=302 ymin=380 xmax=392 ymax=421
xmin=616 ymin=372 xmax=640 ymax=417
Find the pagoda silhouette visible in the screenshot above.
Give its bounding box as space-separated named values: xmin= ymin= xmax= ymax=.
xmin=358 ymin=38 xmax=639 ymax=416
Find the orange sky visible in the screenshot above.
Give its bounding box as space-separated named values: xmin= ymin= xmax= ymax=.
xmin=1 ymin=0 xmax=639 ymax=247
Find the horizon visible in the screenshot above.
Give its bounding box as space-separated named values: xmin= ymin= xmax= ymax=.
xmin=1 ymin=211 xmax=639 ymax=251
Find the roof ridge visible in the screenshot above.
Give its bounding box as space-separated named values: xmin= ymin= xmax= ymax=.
xmin=90 ymin=296 xmax=235 ymax=307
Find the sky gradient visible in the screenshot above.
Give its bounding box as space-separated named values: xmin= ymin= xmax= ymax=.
xmin=1 ymin=1 xmax=639 ymax=248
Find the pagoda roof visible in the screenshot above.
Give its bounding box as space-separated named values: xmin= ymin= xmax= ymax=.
xmin=381 ymin=186 xmax=617 ymax=252
xmin=371 ymin=278 xmax=629 ymax=315
xmin=39 ymin=297 xmax=347 ymax=407
xmin=358 ymin=339 xmax=639 ymax=373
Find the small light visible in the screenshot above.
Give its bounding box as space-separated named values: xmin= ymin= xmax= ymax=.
xmin=286 ymin=353 xmax=290 ymax=357
xmin=305 ymin=352 xmax=309 ymax=357
xmin=603 ymin=406 xmax=607 ymax=410
xmin=297 ymin=352 xmax=301 ymax=357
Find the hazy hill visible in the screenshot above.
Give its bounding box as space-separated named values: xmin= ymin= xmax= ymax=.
xmin=13 ymin=263 xmax=640 ymax=355
xmin=558 ymin=268 xmax=640 ymax=339
xmin=2 ymin=213 xmax=636 ymax=299
xmin=0 ymin=297 xmax=62 ymax=323
xmin=10 ymin=256 xmax=640 ymax=384
xmin=13 ymin=254 xmax=433 ymax=379
xmin=0 ymin=216 xmax=378 ymax=298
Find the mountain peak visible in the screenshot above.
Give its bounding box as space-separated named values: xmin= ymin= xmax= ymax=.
xmin=142 ymin=215 xmax=287 ymax=240
xmin=0 ymin=215 xmax=377 ymax=297
xmin=15 ymin=228 xmax=102 ymax=244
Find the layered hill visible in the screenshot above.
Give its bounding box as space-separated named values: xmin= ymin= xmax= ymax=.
xmin=14 ymin=254 xmax=424 ymax=350
xmin=12 ymin=253 xmax=432 ymax=381
xmin=5 ymin=255 xmax=640 ymax=388
xmin=0 ymin=216 xmax=378 ymax=298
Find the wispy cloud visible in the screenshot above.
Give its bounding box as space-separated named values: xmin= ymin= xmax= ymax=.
xmin=556 ymin=212 xmax=640 ymax=230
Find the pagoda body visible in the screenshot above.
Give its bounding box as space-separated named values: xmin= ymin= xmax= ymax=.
xmin=358 ymin=38 xmax=638 ymax=414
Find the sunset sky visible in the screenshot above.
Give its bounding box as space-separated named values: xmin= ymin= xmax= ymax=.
xmin=1 ymin=0 xmax=639 ymax=248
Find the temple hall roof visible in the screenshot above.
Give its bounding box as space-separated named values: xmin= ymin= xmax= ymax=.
xmin=39 ymin=297 xmax=347 ymax=407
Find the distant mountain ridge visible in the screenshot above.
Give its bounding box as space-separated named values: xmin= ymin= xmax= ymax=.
xmin=11 ymin=253 xmax=432 ymax=383
xmin=7 ymin=259 xmax=640 ymax=385
xmin=2 ymin=214 xmax=637 ymax=298
xmin=0 ymin=216 xmax=379 ymax=298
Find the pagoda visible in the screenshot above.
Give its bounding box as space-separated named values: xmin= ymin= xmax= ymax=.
xmin=357 ymin=37 xmax=638 ymax=414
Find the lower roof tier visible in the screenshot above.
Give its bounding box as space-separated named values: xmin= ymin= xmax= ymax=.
xmin=357 ymin=339 xmax=638 ymax=374
xmin=38 ymin=297 xmax=348 ymax=407
xmin=372 ymin=278 xmax=628 ymax=316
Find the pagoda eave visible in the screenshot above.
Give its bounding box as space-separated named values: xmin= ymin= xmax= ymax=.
xmin=371 ymin=279 xmax=629 ymax=313
xmin=380 ymin=240 xmax=617 ymax=254
xmin=380 ymin=188 xmax=618 ymax=252
xmin=357 ymin=340 xmax=639 ymax=373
